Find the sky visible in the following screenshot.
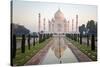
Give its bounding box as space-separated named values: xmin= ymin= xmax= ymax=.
xmin=13 ymin=0 xmax=97 ymax=32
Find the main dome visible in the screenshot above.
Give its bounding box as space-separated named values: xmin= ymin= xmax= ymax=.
xmin=54 ymin=9 xmax=64 ymax=21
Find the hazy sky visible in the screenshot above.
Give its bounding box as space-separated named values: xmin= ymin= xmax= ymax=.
xmin=13 ymin=0 xmax=97 ymax=32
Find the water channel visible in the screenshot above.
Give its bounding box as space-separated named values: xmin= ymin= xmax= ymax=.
xmin=39 ymin=35 xmax=78 ymax=64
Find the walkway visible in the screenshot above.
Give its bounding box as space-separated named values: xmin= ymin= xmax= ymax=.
xmin=64 ymin=38 xmax=92 ymax=62
xmin=40 ymin=35 xmax=78 ymax=64
xmin=24 ymin=35 xmax=91 ymax=65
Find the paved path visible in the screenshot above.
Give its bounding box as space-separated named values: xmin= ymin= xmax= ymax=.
xmin=24 ymin=37 xmax=54 ymax=65
xmin=40 ymin=35 xmax=78 ymax=64
xmin=24 ymin=35 xmax=92 ymax=65
xmin=64 ymin=37 xmax=92 ymax=62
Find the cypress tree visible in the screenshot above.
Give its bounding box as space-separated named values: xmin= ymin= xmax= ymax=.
xmin=39 ymin=33 xmax=42 ymax=43
xmin=91 ymin=34 xmax=95 ymax=51
xmin=33 ymin=36 xmax=35 ymax=46
xmin=21 ymin=34 xmax=25 ymax=53
xmin=27 ymin=34 xmax=30 ymax=50
xmin=87 ymin=34 xmax=89 ymax=46
xmin=80 ymin=34 xmax=82 ymax=44
xmin=77 ymin=34 xmax=80 ymax=42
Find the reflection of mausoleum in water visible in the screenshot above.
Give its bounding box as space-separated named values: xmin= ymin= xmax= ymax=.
xmin=51 ymin=43 xmax=66 ymax=59
xmin=51 ymin=37 xmax=67 ymax=59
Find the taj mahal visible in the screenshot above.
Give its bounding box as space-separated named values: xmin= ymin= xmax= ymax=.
xmin=38 ymin=9 xmax=78 ymax=34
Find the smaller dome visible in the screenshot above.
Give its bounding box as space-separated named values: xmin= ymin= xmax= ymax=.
xmin=64 ymin=19 xmax=67 ymax=23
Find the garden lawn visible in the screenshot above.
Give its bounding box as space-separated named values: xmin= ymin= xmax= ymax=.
xmin=13 ymin=37 xmax=52 ymax=66
xmin=66 ymin=37 xmax=97 ymax=61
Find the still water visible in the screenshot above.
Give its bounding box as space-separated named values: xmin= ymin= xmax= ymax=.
xmin=40 ymin=35 xmax=78 ymax=64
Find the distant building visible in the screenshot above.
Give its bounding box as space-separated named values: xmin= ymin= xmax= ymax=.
xmin=49 ymin=9 xmax=67 ymax=34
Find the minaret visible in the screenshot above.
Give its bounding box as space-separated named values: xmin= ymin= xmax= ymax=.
xmin=64 ymin=19 xmax=66 ymax=33
xmin=38 ymin=13 xmax=41 ymax=32
xmin=67 ymin=20 xmax=69 ymax=32
xmin=72 ymin=19 xmax=74 ymax=33
xmin=52 ymin=22 xmax=54 ymax=33
xmin=76 ymin=14 xmax=78 ymax=32
xmin=43 ymin=18 xmax=45 ymax=32
xmin=48 ymin=20 xmax=51 ymax=32
xmin=64 ymin=22 xmax=66 ymax=32
xmin=52 ymin=19 xmax=54 ymax=33
xmin=66 ymin=20 xmax=68 ymax=32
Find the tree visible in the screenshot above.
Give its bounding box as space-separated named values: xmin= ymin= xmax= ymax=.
xmin=91 ymin=34 xmax=95 ymax=51
xmin=79 ymin=24 xmax=86 ymax=44
xmin=21 ymin=34 xmax=25 ymax=53
xmin=86 ymin=20 xmax=96 ymax=35
xmin=79 ymin=24 xmax=86 ymax=34
xmin=95 ymin=22 xmax=97 ymax=35
xmin=27 ymin=34 xmax=31 ymax=50
xmin=12 ymin=23 xmax=30 ymax=36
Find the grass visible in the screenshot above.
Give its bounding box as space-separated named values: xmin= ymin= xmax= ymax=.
xmin=13 ymin=37 xmax=52 ymax=66
xmin=16 ymin=37 xmax=22 ymax=40
xmin=66 ymin=37 xmax=97 ymax=61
